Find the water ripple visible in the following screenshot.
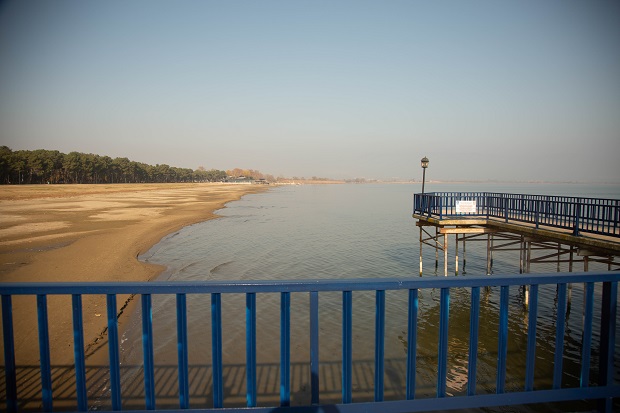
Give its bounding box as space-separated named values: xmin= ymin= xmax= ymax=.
xmin=128 ymin=184 xmax=619 ymax=409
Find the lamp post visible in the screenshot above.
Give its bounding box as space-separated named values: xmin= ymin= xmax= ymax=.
xmin=421 ymin=156 xmax=429 ymax=194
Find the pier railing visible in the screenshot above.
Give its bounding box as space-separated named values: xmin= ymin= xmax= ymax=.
xmin=414 ymin=192 xmax=620 ymax=237
xmin=1 ymin=272 xmax=618 ymax=412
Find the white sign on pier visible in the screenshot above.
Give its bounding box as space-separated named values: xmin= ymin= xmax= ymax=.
xmin=456 ymin=200 xmax=477 ymax=214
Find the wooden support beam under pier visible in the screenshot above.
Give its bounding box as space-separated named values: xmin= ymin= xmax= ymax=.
xmin=414 ymin=214 xmax=620 ymax=276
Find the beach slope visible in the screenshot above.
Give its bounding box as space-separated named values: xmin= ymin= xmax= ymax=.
xmin=0 ymin=183 xmax=271 ymax=367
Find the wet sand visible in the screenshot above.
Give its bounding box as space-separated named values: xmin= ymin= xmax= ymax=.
xmin=0 ymin=183 xmax=271 ymax=370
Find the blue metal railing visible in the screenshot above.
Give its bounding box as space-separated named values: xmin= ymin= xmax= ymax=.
xmin=1 ymin=273 xmax=619 ymax=412
xmin=413 ymin=192 xmax=620 ymax=237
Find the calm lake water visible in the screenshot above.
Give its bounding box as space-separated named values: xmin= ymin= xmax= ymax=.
xmin=113 ymin=182 xmax=619 ymax=411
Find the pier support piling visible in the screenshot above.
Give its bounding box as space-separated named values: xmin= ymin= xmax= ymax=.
xmin=486 ymin=235 xmax=491 ymax=275
xmin=490 ymin=234 xmax=494 ymax=273
xmin=419 ymin=227 xmax=423 ymax=277
xmin=435 ymin=227 xmax=439 ymax=272
xmin=444 ymin=233 xmax=448 ymax=277
xmin=519 ymin=236 xmax=524 ymax=274
xmin=463 ymin=237 xmax=467 ymax=274
xmin=414 ymin=210 xmax=619 ymax=283
xmin=455 ymin=235 xmax=459 ymax=276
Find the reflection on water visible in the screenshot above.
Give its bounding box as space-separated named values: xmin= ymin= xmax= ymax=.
xmin=112 ymin=183 xmax=619 ymax=410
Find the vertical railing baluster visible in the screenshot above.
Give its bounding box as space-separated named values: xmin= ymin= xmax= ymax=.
xmin=406 ymin=289 xmax=418 ymax=400
xmin=437 ymin=288 xmax=450 ymax=397
xmin=574 ymin=201 xmax=582 ymax=236
xmin=37 ymin=295 xmax=53 ymax=412
xmin=595 ymin=204 xmax=600 ymax=233
xmin=525 ymin=285 xmax=538 ymax=391
xmin=428 ymin=194 xmax=432 ymax=216
xmin=467 ymin=287 xmax=480 ymax=396
xmin=439 ymin=196 xmax=443 ymax=219
xmin=614 ymin=201 xmax=618 ymax=235
xmin=280 ymin=292 xmax=291 ymax=407
xmin=176 ymin=293 xmax=189 ymax=409
xmin=580 ymin=282 xmax=594 ymax=387
xmin=246 ymin=293 xmax=257 ymax=407
xmin=610 ymin=201 xmax=615 ymax=235
xmin=211 ymin=293 xmax=223 ymax=408
xmin=71 ymin=294 xmax=88 ymax=411
xmin=598 ymin=281 xmax=617 ymax=413
xmin=553 ymin=284 xmax=567 ymax=389
xmin=1 ymin=295 xmax=17 ymax=413
xmin=374 ymin=290 xmax=385 ymax=402
xmin=605 ymin=202 xmax=611 ymax=234
xmin=496 ymin=286 xmax=509 ymax=394
xmin=310 ymin=291 xmax=320 ymax=405
xmin=107 ymin=294 xmax=121 ymax=410
xmin=342 ymin=291 xmax=353 ymax=404
xmin=141 ymin=294 xmax=155 ymax=410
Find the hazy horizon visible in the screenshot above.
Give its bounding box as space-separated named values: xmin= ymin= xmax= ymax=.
xmin=1 ymin=1 xmax=619 ymax=183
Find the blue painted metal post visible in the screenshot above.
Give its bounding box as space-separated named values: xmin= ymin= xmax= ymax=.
xmin=525 ymin=285 xmax=539 ymax=391
xmin=71 ymin=294 xmax=88 ymax=411
xmin=580 ymin=283 xmax=594 ymax=387
xmin=342 ymin=291 xmax=353 ymax=404
xmin=310 ymin=291 xmax=320 ymax=405
xmin=141 ymin=294 xmax=155 ymax=410
xmin=439 ymin=196 xmax=443 ymax=219
xmin=427 ymin=195 xmax=433 ymax=218
xmin=574 ymin=201 xmax=582 ymax=236
xmin=280 ymin=292 xmax=291 ymax=407
xmin=497 ymin=286 xmax=509 ymax=394
xmin=211 ymin=293 xmax=223 ymax=408
xmin=486 ymin=194 xmax=490 ymax=219
xmin=374 ymin=290 xmax=385 ymax=402
xmin=246 ymin=293 xmax=257 ymax=407
xmin=106 ymin=294 xmax=122 ymax=411
xmin=437 ymin=288 xmax=450 ymax=397
xmin=406 ymin=289 xmax=418 ymax=400
xmin=614 ymin=201 xmax=618 ymax=234
xmin=37 ymin=295 xmax=53 ymax=412
xmin=467 ymin=287 xmax=480 ymax=396
xmin=176 ymin=293 xmax=189 ymax=409
xmin=553 ymin=284 xmax=567 ymax=389
xmin=1 ymin=295 xmax=17 ymax=413
xmin=598 ymin=281 xmax=617 ymax=413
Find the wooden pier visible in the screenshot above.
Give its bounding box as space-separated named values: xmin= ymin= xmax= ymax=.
xmin=413 ymin=192 xmax=620 ymax=276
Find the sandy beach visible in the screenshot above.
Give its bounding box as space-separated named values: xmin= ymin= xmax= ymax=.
xmin=0 ymin=183 xmax=271 ymax=370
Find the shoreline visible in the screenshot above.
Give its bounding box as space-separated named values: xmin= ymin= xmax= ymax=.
xmin=0 ymin=183 xmax=272 ymax=368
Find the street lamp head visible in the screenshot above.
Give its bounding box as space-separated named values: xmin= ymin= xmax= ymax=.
xmin=421 ymin=156 xmax=429 ymax=169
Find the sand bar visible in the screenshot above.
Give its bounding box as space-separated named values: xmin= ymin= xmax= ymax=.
xmin=0 ymin=183 xmax=271 ymax=369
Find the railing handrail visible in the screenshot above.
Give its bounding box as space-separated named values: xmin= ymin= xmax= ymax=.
xmin=418 ymin=191 xmax=620 ymax=203
xmin=1 ymin=272 xmax=618 ymax=412
xmin=1 ymin=271 xmax=619 ymax=294
xmin=413 ymin=192 xmax=620 ymax=237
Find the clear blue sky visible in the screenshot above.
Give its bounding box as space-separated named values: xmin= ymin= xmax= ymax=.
xmin=1 ymin=0 xmax=619 ymax=182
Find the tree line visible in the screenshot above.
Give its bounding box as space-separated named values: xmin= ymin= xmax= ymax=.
xmin=225 ymin=168 xmax=276 ymax=182
xmin=0 ymin=146 xmax=231 ymax=184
